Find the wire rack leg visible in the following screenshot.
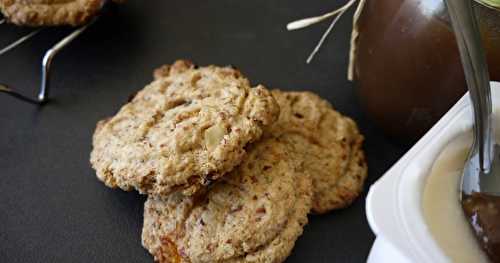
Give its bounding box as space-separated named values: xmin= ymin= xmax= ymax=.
xmin=0 ymin=30 xmax=42 ymax=56
xmin=0 ymin=18 xmax=97 ymax=104
xmin=38 ymin=19 xmax=96 ymax=102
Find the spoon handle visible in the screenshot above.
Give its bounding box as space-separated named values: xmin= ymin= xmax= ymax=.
xmin=446 ymin=0 xmax=493 ymax=172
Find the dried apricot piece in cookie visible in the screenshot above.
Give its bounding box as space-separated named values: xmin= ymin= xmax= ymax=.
xmin=268 ymin=90 xmax=368 ymax=214
xmin=142 ymin=138 xmax=312 ymax=263
xmin=90 ymin=60 xmax=280 ymax=196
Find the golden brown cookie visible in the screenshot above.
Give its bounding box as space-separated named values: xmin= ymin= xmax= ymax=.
xmin=90 ymin=60 xmax=279 ymax=197
xmin=141 ymin=138 xmax=312 ymax=263
xmin=0 ymin=0 xmax=109 ymax=26
xmin=268 ymin=90 xmax=367 ymax=214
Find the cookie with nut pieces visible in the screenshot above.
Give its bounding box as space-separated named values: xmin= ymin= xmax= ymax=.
xmin=90 ymin=60 xmax=280 ymax=196
xmin=268 ymin=90 xmax=367 ymax=214
xmin=0 ymin=0 xmax=115 ymax=26
xmin=141 ymin=137 xmax=312 ymax=263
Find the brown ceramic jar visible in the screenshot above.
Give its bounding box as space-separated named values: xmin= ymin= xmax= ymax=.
xmin=351 ymin=0 xmax=500 ymax=141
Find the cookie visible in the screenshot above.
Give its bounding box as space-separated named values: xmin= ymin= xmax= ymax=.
xmin=0 ymin=0 xmax=109 ymax=26
xmin=90 ymin=60 xmax=280 ymax=196
xmin=141 ymin=138 xmax=312 ymax=263
xmin=268 ymin=90 xmax=367 ymax=214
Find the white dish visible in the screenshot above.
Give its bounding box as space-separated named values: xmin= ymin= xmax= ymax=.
xmin=366 ymin=82 xmax=500 ymax=263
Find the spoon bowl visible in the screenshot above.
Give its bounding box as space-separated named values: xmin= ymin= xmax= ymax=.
xmin=462 ymin=144 xmax=500 ymax=196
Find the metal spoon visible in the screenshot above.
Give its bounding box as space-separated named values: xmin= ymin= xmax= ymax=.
xmin=446 ymin=0 xmax=500 ymax=260
xmin=446 ymin=0 xmax=500 ymax=199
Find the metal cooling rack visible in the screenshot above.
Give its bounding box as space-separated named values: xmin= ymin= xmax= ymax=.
xmin=0 ymin=2 xmax=112 ymax=104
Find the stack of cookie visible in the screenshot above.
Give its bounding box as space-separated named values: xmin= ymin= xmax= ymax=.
xmin=90 ymin=60 xmax=367 ymax=263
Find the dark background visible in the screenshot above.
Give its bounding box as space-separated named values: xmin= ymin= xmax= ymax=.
xmin=0 ymin=1 xmax=409 ymax=262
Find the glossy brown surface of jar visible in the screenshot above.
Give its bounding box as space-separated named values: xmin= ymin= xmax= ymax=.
xmin=354 ymin=0 xmax=500 ymax=141
xmin=480 ymin=4 xmax=500 ymax=80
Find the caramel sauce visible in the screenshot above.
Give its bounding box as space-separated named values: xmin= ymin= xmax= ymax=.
xmin=462 ymin=193 xmax=500 ymax=263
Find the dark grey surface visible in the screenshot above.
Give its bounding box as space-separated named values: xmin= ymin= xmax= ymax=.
xmin=0 ymin=1 xmax=409 ymax=262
